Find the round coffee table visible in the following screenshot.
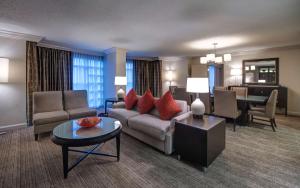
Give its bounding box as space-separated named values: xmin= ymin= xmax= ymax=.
xmin=52 ymin=117 xmax=122 ymax=178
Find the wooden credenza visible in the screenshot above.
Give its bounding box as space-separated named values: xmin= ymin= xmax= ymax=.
xmin=229 ymin=85 xmax=288 ymax=115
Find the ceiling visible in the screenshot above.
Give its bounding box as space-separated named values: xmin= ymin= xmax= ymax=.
xmin=0 ymin=0 xmax=300 ymax=57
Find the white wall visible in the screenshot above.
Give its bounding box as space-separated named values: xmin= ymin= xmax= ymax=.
xmin=224 ymin=47 xmax=300 ymax=115
xmin=161 ymin=57 xmax=189 ymax=94
xmin=0 ymin=37 xmax=26 ymax=127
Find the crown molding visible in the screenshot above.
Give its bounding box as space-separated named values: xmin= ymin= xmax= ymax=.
xmin=0 ymin=29 xmax=43 ymax=42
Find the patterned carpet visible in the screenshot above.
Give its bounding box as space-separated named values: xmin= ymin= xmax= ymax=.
xmin=0 ymin=121 xmax=299 ymax=188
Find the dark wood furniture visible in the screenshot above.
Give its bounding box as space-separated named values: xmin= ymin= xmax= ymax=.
xmin=99 ymin=97 xmax=124 ymax=116
xmin=228 ymin=85 xmax=288 ymax=116
xmin=174 ymin=114 xmax=225 ymax=170
xmin=52 ymin=117 xmax=122 ymax=178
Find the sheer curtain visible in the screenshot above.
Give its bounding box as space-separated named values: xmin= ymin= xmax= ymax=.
xmin=126 ymin=59 xmax=134 ymax=93
xmin=72 ymin=53 xmax=104 ymax=108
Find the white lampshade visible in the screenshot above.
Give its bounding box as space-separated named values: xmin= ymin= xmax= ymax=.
xmin=245 ymin=66 xmax=249 ymax=71
xmin=114 ymin=76 xmax=127 ymax=86
xmin=215 ymin=56 xmax=223 ymax=63
xmin=206 ymin=54 xmax=215 ymax=62
xmin=200 ymin=57 xmax=207 ymax=64
xmin=230 ymin=68 xmax=242 ymax=76
xmin=186 ymin=78 xmax=209 ymax=93
xmin=0 ymin=58 xmax=9 ymax=82
xmin=224 ymin=54 xmax=232 ymax=62
xmin=250 ymin=65 xmax=256 ymax=70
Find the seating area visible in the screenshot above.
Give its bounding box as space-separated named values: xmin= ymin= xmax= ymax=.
xmin=0 ymin=1 xmax=300 ymax=187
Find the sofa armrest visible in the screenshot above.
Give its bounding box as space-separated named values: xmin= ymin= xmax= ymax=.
xmin=170 ymin=111 xmax=192 ymax=127
xmin=113 ymin=102 xmax=126 ymax=109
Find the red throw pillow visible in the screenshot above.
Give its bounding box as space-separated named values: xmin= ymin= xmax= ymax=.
xmin=155 ymin=91 xmax=182 ymax=120
xmin=125 ymin=89 xmax=138 ymax=110
xmin=137 ymin=89 xmax=155 ymax=114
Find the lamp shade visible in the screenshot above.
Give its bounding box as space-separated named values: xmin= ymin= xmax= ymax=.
xmin=114 ymin=76 xmax=127 ymax=86
xmin=206 ymin=54 xmax=215 ymax=62
xmin=215 ymin=56 xmax=223 ymax=63
xmin=166 ymin=70 xmax=173 ymax=81
xmin=230 ymin=68 xmax=242 ymax=76
xmin=224 ymin=54 xmax=232 ymax=62
xmin=186 ymin=78 xmax=209 ymax=93
xmin=0 ymin=58 xmax=9 ymax=82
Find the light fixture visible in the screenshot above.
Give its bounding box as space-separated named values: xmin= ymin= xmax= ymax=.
xmin=250 ymin=65 xmax=256 ymax=70
xmin=186 ymin=78 xmax=209 ymax=119
xmin=245 ymin=66 xmax=249 ymax=71
xmin=0 ymin=58 xmax=9 ymax=83
xmin=199 ymin=43 xmax=232 ymax=64
xmin=114 ymin=76 xmax=127 ymax=100
xmin=166 ymin=70 xmax=174 ymax=86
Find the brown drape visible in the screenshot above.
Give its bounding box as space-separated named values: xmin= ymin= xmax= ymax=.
xmin=26 ymin=43 xmax=72 ymax=125
xmin=133 ymin=59 xmax=162 ymax=97
xmin=36 ymin=46 xmax=72 ymax=91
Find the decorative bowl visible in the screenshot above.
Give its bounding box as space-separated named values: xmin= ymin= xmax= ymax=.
xmin=76 ymin=117 xmax=101 ymax=128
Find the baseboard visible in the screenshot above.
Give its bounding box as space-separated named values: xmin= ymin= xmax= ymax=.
xmin=0 ymin=123 xmax=27 ymax=131
xmin=287 ymin=111 xmax=300 ymax=117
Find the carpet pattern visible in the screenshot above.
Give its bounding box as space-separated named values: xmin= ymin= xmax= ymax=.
xmin=0 ymin=122 xmax=300 ymax=188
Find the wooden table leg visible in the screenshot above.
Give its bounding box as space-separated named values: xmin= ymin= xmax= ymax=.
xmin=62 ymin=145 xmax=68 ymax=179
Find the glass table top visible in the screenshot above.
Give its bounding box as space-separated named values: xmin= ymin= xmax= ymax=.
xmin=53 ymin=117 xmax=121 ymax=140
xmin=236 ymin=95 xmax=268 ymax=103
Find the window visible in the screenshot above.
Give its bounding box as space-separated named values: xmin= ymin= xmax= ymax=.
xmin=126 ymin=60 xmax=134 ymax=93
xmin=72 ymin=53 xmax=104 ymax=108
xmin=208 ymin=65 xmax=215 ymax=94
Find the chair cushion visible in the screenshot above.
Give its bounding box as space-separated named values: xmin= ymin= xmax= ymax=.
xmin=33 ymin=91 xmax=63 ymax=113
xmin=67 ymin=108 xmax=97 ymax=119
xmin=64 ymin=90 xmax=88 ymax=110
xmin=155 ymin=91 xmax=181 ymax=120
xmin=137 ymin=89 xmax=155 ymax=114
xmin=125 ymin=89 xmax=138 ymax=110
xmin=108 ymin=108 xmax=140 ymax=126
xmin=128 ymin=114 xmax=171 ymax=141
xmin=33 ymin=111 xmax=69 ymax=125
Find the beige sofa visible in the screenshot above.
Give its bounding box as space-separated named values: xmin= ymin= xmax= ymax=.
xmin=108 ymin=98 xmax=189 ymax=154
xmin=32 ymin=90 xmax=97 ymax=140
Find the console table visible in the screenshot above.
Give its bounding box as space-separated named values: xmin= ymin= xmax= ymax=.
xmin=174 ymin=113 xmax=225 ymax=171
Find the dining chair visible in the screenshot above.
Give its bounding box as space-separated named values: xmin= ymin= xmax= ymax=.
xmin=214 ymin=90 xmax=241 ymax=131
xmin=231 ymin=87 xmax=248 ymax=97
xmin=248 ymin=90 xmax=278 ymax=132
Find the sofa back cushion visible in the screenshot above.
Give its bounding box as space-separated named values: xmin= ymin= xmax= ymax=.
xmin=64 ymin=90 xmax=88 ymax=110
xmin=33 ymin=91 xmax=63 ymax=114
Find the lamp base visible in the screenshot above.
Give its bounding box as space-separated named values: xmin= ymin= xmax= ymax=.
xmin=117 ymin=88 xmax=125 ymax=100
xmin=191 ymin=98 xmax=205 ymax=118
xmin=193 ymin=114 xmax=203 ymax=119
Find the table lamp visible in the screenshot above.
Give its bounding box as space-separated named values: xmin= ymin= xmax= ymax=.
xmin=186 ymin=77 xmax=209 ymax=119
xmin=114 ymin=76 xmax=127 ymax=100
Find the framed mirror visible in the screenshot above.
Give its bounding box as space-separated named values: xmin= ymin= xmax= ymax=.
xmin=242 ymin=58 xmax=279 ymax=85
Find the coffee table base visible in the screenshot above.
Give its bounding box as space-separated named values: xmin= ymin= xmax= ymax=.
xmin=61 ymin=134 xmax=120 ymax=179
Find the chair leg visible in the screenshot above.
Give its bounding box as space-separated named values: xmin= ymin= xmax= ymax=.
xmin=233 ymin=118 xmax=236 ymax=132
xmin=272 ymin=119 xmax=277 ymax=128
xmin=270 ymin=119 xmax=276 ymax=132
xmin=35 ymin=134 xmax=39 ymax=141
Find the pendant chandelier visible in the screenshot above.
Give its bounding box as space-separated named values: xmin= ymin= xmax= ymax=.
xmin=200 ymin=43 xmax=232 ymax=64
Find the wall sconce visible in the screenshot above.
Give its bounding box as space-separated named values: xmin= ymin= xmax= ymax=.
xmin=0 ymin=58 xmax=9 ymax=83
xmin=166 ymin=70 xmax=174 ymax=86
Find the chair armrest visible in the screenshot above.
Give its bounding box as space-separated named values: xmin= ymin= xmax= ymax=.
xmin=113 ymin=102 xmax=126 ymax=109
xmin=170 ymin=111 xmax=192 ymax=127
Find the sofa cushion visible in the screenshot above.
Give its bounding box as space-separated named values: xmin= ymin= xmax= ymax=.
xmin=33 ymin=111 xmax=69 ymax=125
xmin=125 ymin=89 xmax=138 ymax=110
xmin=33 ymin=91 xmax=63 ymax=113
xmin=128 ymin=114 xmax=171 ymax=141
xmin=108 ymin=108 xmax=140 ymax=127
xmin=137 ymin=89 xmax=155 ymax=114
xmin=155 ymin=91 xmax=182 ymax=120
xmin=67 ymin=108 xmax=97 ymax=119
xmin=64 ymin=90 xmax=88 ymax=110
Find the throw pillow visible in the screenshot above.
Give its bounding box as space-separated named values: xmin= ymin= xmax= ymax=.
xmin=155 ymin=91 xmax=181 ymax=120
xmin=137 ymin=89 xmax=155 ymax=114
xmin=125 ymin=89 xmax=138 ymax=110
